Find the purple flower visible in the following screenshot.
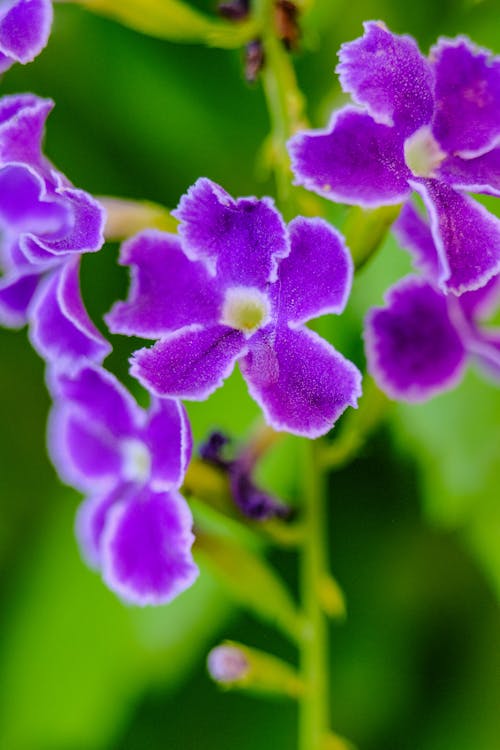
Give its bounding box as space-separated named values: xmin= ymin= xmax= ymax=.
xmin=106 ymin=178 xmax=362 ymax=438
xmin=365 ymin=204 xmax=500 ymax=401
xmin=0 ymin=94 xmax=109 ymax=369
xmin=0 ymin=0 xmax=53 ymax=73
xmin=289 ymin=21 xmax=500 ymax=295
xmin=48 ymin=364 xmax=198 ymax=605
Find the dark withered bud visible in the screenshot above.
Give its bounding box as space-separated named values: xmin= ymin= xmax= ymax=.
xmin=274 ymin=0 xmax=300 ymax=51
xmin=217 ymin=0 xmax=250 ymax=21
xmin=245 ymin=39 xmax=265 ymax=83
xmin=229 ymin=463 xmax=291 ymax=520
xmin=199 ymin=431 xmax=231 ymax=469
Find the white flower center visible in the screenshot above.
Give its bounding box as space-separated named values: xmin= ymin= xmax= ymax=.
xmin=122 ymin=439 xmax=151 ymax=483
xmin=404 ymin=126 xmax=446 ymax=178
xmin=221 ymin=286 xmax=270 ymax=336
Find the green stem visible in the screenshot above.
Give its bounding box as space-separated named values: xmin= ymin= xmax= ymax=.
xmin=300 ymin=439 xmax=329 ymax=750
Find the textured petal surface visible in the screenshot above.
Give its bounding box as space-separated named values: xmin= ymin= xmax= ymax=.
xmin=289 ymin=108 xmax=410 ymax=207
xmin=241 ymin=325 xmax=362 ymax=437
xmin=32 ymin=187 xmax=105 ymax=256
xmin=0 ymin=94 xmax=52 ymax=167
xmin=431 ymin=37 xmax=500 ymax=157
xmin=131 ymin=325 xmax=246 ymax=399
xmin=274 ymin=217 xmax=353 ymax=325
xmin=337 ymin=21 xmax=433 ymax=133
xmin=29 ymin=260 xmax=111 ymax=370
xmin=48 ymin=404 xmax=122 ymax=492
xmin=0 ymin=164 xmax=69 ymax=234
xmin=106 ymin=230 xmax=221 ymax=338
xmin=0 ymin=0 xmax=52 ymax=65
xmin=101 ymin=487 xmax=198 ymax=606
xmin=393 ymin=203 xmax=441 ymax=280
xmin=52 ymin=364 xmax=140 ymax=439
xmin=439 ymin=149 xmax=500 ymax=197
xmin=365 ymin=277 xmax=467 ymax=401
xmin=414 ymin=180 xmax=500 ymax=293
xmin=145 ymin=398 xmax=192 ymax=490
xmin=458 ymin=274 xmax=500 ymax=320
xmin=173 ymin=178 xmax=289 ymax=287
xmin=0 ymin=270 xmax=39 ymax=327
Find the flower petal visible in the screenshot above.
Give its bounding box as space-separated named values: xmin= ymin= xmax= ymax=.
xmin=145 ymin=398 xmax=192 ymax=490
xmin=101 ymin=486 xmax=198 ymax=606
xmin=337 ymin=21 xmax=433 ymax=133
xmin=289 ymin=107 xmax=410 ymax=208
xmin=274 ymin=217 xmax=353 ymax=324
xmin=393 ymin=202 xmax=442 ymax=280
xmin=106 ymin=229 xmax=221 ymax=338
xmin=365 ymin=276 xmax=467 ymax=401
xmin=241 ymin=325 xmax=362 ymax=437
xmin=131 ymin=324 xmax=246 ymax=400
xmin=458 ymin=274 xmax=500 ymax=320
xmin=0 ymin=164 xmax=69 ymax=234
xmin=413 ymin=179 xmax=500 ymax=294
xmin=47 ymin=404 xmax=122 ymax=492
xmin=0 ymin=0 xmax=52 ymax=65
xmin=51 ymin=364 xmax=141 ymax=439
xmin=431 ymin=37 xmax=500 ymax=158
xmin=29 ymin=260 xmax=111 ymax=370
xmin=0 ymin=270 xmax=39 ymax=327
xmin=173 ymin=178 xmax=289 ymax=287
xmin=0 ymin=94 xmax=53 ymax=167
xmin=75 ymin=486 xmax=126 ymax=568
xmin=438 ymin=148 xmax=500 ymax=197
xmin=468 ymin=328 xmax=500 ymax=380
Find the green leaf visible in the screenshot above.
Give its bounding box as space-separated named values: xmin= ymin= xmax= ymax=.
xmin=0 ymin=498 xmax=230 ymax=750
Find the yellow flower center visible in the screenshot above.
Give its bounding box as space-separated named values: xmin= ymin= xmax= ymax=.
xmin=122 ymin=439 xmax=151 ymax=483
xmin=404 ymin=126 xmax=446 ymax=178
xmin=221 ymin=287 xmax=270 ymax=336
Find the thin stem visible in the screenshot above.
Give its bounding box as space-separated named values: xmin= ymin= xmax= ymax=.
xmin=299 ymin=439 xmax=329 ymax=750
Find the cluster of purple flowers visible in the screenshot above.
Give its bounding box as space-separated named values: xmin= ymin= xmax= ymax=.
xmin=1 ymin=13 xmax=499 ymax=605
xmin=290 ymin=21 xmax=500 ymax=400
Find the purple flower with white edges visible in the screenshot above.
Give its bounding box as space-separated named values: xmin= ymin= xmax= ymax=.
xmin=106 ymin=178 xmax=362 ymax=438
xmin=48 ymin=364 xmax=198 ymax=606
xmin=289 ymin=21 xmax=500 ymax=295
xmin=0 ymin=94 xmax=110 ymax=369
xmin=0 ymin=0 xmax=53 ymax=73
xmin=365 ymin=203 xmax=500 ymax=402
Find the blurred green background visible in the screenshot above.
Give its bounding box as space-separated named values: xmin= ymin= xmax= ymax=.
xmin=1 ymin=1 xmax=499 ymax=748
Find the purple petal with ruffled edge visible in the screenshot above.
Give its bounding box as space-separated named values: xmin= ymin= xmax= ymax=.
xmin=241 ymin=325 xmax=361 ymax=437
xmin=0 ymin=0 xmax=52 ymax=67
xmin=173 ymin=177 xmax=289 ymax=287
xmin=0 ymin=270 xmax=39 ymax=326
xmin=0 ymin=164 xmax=69 ymax=234
xmin=365 ymin=277 xmax=467 ymax=401
xmin=52 ymin=364 xmax=140 ymax=439
xmin=289 ymin=108 xmax=410 ymax=208
xmin=145 ymin=398 xmax=192 ymax=490
xmin=0 ymin=94 xmax=52 ymax=167
xmin=337 ymin=21 xmax=433 ymax=134
xmin=459 ymin=274 xmax=500 ymax=320
xmin=29 ymin=259 xmax=111 ymax=370
xmin=438 ymin=149 xmax=500 ymax=197
xmin=393 ymin=202 xmax=441 ymax=280
xmin=413 ymin=179 xmax=500 ymax=294
xmin=101 ymin=486 xmax=198 ymax=606
xmin=22 ymin=186 xmax=105 ymax=259
xmin=274 ymin=217 xmax=353 ymax=325
xmin=48 ymin=404 xmax=123 ymax=492
xmin=132 ymin=324 xmax=246 ymax=399
xmin=75 ymin=486 xmax=126 ymax=568
xmin=106 ymin=230 xmax=221 ymax=338
xmin=431 ymin=37 xmax=500 ymax=158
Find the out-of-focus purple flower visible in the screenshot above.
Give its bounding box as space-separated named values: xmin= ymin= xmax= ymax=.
xmin=48 ymin=364 xmax=198 ymax=605
xmin=289 ymin=22 xmax=500 ymax=295
xmin=106 ymin=178 xmax=362 ymax=438
xmin=0 ymin=0 xmax=53 ymax=73
xmin=0 ymin=94 xmax=109 ymax=369
xmin=365 ymin=204 xmax=500 ymax=401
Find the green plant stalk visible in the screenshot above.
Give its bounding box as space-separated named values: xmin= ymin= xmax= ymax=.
xmin=300 ymin=439 xmax=330 ymax=750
